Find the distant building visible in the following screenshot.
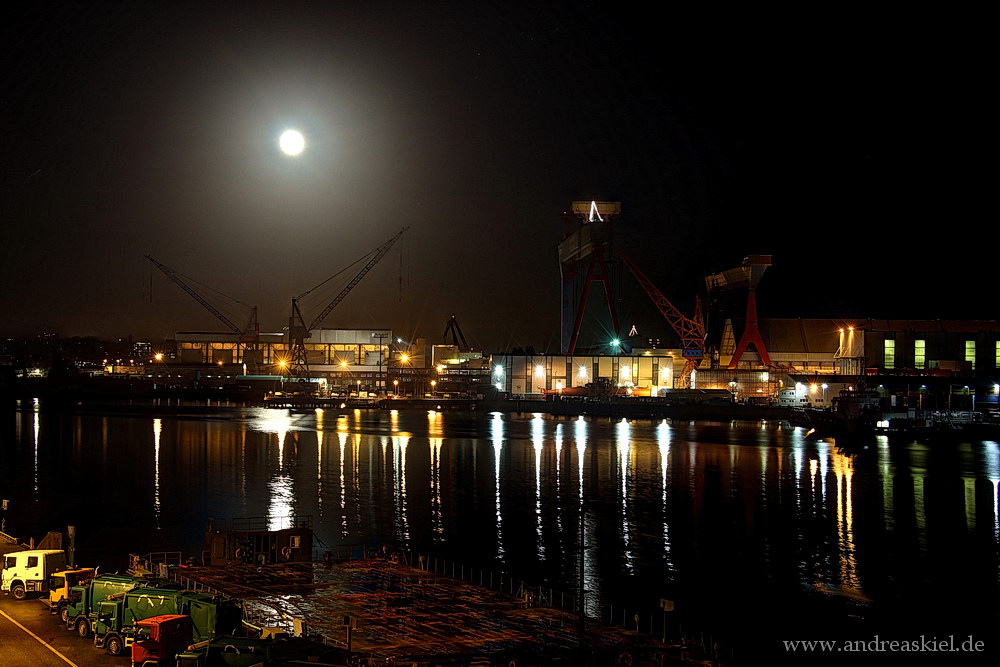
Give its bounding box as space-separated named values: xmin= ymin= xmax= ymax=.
xmin=492 ymin=351 xmax=675 ymax=396
xmin=697 ymin=318 xmax=1000 ymax=409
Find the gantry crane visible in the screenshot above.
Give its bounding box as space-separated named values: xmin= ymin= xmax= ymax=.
xmin=704 ymin=255 xmax=773 ymax=369
xmin=288 ymin=228 xmax=408 ymax=379
xmin=614 ymin=250 xmax=705 ymax=388
xmin=145 ymin=255 xmax=259 ymax=369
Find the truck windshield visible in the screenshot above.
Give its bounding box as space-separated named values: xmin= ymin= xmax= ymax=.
xmin=69 ymin=589 xmax=82 ymax=604
xmin=49 ymin=575 xmax=65 ymax=591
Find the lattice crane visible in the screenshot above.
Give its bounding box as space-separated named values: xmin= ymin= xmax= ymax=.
xmin=614 ymin=250 xmax=705 ymax=388
xmin=288 ymin=227 xmax=408 ymax=379
xmin=443 ymin=315 xmax=468 ymax=348
xmin=145 ymin=255 xmax=259 ymax=369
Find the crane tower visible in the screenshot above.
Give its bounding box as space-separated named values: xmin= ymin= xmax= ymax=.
xmin=559 ymin=201 xmax=622 ymax=354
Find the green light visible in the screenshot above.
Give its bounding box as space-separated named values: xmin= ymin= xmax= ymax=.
xmin=611 ymin=339 xmax=620 ymax=347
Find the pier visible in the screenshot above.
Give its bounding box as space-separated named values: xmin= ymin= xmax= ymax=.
xmin=166 ymin=554 xmax=706 ymax=666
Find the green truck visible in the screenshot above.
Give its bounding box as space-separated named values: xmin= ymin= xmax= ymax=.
xmin=65 ymin=573 xmax=165 ymax=637
xmin=175 ymin=635 xmax=349 ymax=666
xmin=93 ymin=586 xmax=241 ymax=657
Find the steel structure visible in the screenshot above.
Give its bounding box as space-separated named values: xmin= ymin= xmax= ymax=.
xmin=288 ymin=228 xmax=408 ymax=379
xmin=443 ymin=315 xmax=468 ymax=348
xmin=559 ymin=201 xmax=622 ymax=354
xmin=705 ymin=255 xmax=773 ymax=369
xmin=145 ymin=255 xmax=259 ymax=369
xmin=615 ymin=250 xmax=705 ymax=388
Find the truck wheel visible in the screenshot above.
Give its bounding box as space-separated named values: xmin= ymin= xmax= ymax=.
xmin=76 ymin=618 xmax=91 ymax=638
xmin=59 ymin=604 xmax=70 ymax=625
xmin=105 ymin=634 xmax=125 ymax=657
xmin=11 ymin=583 xmax=26 ymax=600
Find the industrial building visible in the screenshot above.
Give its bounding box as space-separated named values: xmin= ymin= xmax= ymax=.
xmin=491 ymin=350 xmax=674 ymax=397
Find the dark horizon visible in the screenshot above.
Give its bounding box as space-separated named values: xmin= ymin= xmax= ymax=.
xmin=3 ymin=3 xmax=993 ymax=350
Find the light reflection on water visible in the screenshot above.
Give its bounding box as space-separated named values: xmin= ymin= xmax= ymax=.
xmin=4 ymin=406 xmax=1000 ymax=628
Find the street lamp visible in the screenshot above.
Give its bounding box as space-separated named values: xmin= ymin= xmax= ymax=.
xmin=372 ymin=332 xmax=390 ymax=395
xmin=430 ymin=379 xmax=437 ymax=397
xmin=393 ymin=379 xmax=399 ymax=396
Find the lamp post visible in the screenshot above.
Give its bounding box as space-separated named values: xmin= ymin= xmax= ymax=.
xmin=372 ymin=332 xmax=389 ymax=396
xmin=398 ymin=353 xmax=410 ymax=398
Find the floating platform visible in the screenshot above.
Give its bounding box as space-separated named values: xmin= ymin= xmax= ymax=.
xmin=171 ymin=557 xmax=670 ymax=665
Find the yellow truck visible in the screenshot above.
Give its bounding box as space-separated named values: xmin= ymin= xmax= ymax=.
xmin=47 ymin=567 xmax=96 ymax=622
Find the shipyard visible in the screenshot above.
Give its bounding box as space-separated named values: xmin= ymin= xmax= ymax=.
xmin=3 ymin=3 xmax=997 ymax=666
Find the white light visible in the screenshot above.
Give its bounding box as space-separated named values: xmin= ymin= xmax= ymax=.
xmin=494 ymin=365 xmax=504 ymax=376
xmin=279 ymin=129 xmax=305 ymax=156
xmin=589 ymin=200 xmax=603 ymax=222
xmin=578 ymin=366 xmax=588 ymax=378
xmin=535 ymin=365 xmax=545 ymax=376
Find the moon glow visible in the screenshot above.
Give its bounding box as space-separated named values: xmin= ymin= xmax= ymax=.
xmin=279 ymin=129 xmax=305 ymax=156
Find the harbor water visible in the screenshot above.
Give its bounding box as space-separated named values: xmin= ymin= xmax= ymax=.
xmin=2 ymin=401 xmax=999 ymax=658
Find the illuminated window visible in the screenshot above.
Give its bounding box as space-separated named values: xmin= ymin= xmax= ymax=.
xmin=995 ymin=341 xmax=999 ymax=369
xmin=884 ymin=340 xmax=895 ymax=369
xmin=965 ymin=340 xmax=976 ymax=370
xmin=914 ymin=339 xmax=925 ymax=369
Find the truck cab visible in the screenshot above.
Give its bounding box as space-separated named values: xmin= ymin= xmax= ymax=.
xmin=131 ymin=614 xmax=191 ymax=667
xmin=1 ymin=549 xmax=66 ymax=600
xmin=47 ymin=567 xmax=96 ymax=621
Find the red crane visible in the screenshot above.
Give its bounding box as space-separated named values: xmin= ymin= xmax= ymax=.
xmin=614 ymin=250 xmax=705 ymax=388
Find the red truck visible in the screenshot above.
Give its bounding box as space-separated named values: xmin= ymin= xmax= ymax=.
xmin=131 ymin=615 xmax=192 ymax=667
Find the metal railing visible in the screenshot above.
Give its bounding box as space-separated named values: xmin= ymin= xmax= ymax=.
xmin=391 ymin=548 xmax=729 ymax=665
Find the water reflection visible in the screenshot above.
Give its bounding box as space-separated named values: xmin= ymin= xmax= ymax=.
xmin=6 ymin=406 xmax=1000 ymax=628
xmin=153 ymin=418 xmax=162 ymax=529
xmin=248 ymin=408 xmax=297 ymax=531
xmin=985 ymin=441 xmax=1000 ymax=534
xmin=491 ymin=413 xmax=504 ymax=558
xmin=656 ymin=420 xmax=674 ymax=578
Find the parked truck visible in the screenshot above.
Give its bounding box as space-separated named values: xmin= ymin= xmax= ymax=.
xmin=1 ymin=549 xmax=66 ymax=600
xmin=65 ymin=573 xmax=170 ymax=637
xmin=47 ymin=566 xmax=96 ymax=622
xmin=93 ymin=586 xmax=241 ymax=657
xmin=174 ymin=635 xmax=349 ymax=667
xmin=131 ymin=614 xmax=192 ymax=667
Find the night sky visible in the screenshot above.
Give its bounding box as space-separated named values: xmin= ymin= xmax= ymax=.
xmin=2 ymin=3 xmax=992 ymax=350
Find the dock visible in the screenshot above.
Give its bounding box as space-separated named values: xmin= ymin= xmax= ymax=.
xmin=169 ymin=556 xmax=689 ymax=666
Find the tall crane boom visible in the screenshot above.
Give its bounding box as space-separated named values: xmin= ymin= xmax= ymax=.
xmin=288 ymin=227 xmax=409 ymax=379
xmin=301 ymin=227 xmax=408 ymax=331
xmin=146 ymin=255 xmax=243 ymax=334
xmin=614 ymin=250 xmax=705 ymax=387
xmin=145 ymin=255 xmax=259 ymax=368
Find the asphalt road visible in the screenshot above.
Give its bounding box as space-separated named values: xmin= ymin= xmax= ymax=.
xmin=0 ymin=595 xmax=121 ymax=667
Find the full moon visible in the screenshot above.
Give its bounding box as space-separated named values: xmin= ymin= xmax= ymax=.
xmin=279 ymin=129 xmax=305 ymax=156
